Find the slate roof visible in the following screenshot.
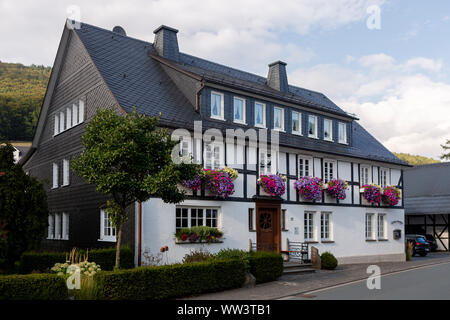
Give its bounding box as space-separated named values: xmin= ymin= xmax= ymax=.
xmin=404 ymin=162 xmax=450 ymax=214
xmin=74 ymin=22 xmax=406 ymax=166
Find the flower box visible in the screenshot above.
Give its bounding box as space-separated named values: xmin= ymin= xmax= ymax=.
xmin=175 ymin=226 xmax=223 ymax=244
xmin=257 ymin=174 xmax=286 ymax=197
xmin=182 ymin=167 xmax=237 ymax=199
xmin=294 ymin=176 xmax=323 ymax=202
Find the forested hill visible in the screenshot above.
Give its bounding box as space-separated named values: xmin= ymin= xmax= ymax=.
xmin=393 ymin=152 xmax=441 ymax=166
xmin=0 ymin=61 xmax=51 ymax=141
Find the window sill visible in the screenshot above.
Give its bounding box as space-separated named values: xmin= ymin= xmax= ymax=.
xmin=292 ymin=131 xmax=302 ymax=136
xmin=233 ymin=120 xmax=247 ymax=125
xmin=98 ymin=238 xmax=117 ymax=242
xmin=175 ymin=240 xmax=224 ymax=244
xmin=321 ymin=240 xmax=334 ymax=243
xmin=254 ymin=125 xmax=266 ymax=129
xmin=338 ymin=141 xmax=349 ymax=145
xmin=366 ymin=239 xmax=377 ymax=242
xmin=304 ymin=240 xmax=318 ymax=244
xmin=211 ymin=116 xmax=225 ymax=121
xmin=273 ymin=128 xmax=285 ymax=133
xmin=308 ymin=135 xmax=319 ymax=139
xmin=378 ymin=238 xmax=389 ymax=241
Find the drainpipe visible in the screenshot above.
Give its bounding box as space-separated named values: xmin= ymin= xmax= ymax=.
xmin=196 ymin=79 xmax=205 ymax=115
xmin=137 ymin=201 xmax=142 ymax=266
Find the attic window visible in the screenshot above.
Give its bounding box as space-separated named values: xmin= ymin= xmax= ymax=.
xmin=308 ymin=115 xmax=318 ymax=138
xmin=233 ymin=97 xmax=246 ymax=124
xmin=338 ymin=122 xmax=347 ymax=144
xmin=210 ymin=91 xmax=224 ymax=120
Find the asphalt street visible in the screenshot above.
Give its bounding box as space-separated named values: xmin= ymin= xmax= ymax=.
xmin=282 ymin=261 xmax=450 ymax=300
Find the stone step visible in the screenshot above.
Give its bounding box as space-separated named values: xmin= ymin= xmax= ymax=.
xmin=283 ymin=267 xmax=316 ymax=275
xmin=283 ymin=262 xmax=313 ymax=269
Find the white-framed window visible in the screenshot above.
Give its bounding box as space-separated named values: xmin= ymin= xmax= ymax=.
xmin=380 ymin=168 xmax=389 ymax=188
xmin=308 ymin=115 xmax=318 ymax=138
xmin=321 ymin=212 xmax=332 ymax=241
xmin=259 ymin=151 xmax=278 ymax=175
xmin=292 ymin=111 xmax=301 ymax=135
xmin=100 ymin=209 xmax=117 ymax=242
xmin=298 ymin=156 xmax=312 ymax=177
xmin=211 ymin=91 xmax=224 ymax=120
xmin=59 ymin=111 xmax=65 ymax=132
xmin=377 ymin=214 xmax=387 ymax=240
xmin=365 ymin=213 xmax=375 ymax=240
xmin=360 ymin=165 xmax=370 ymax=185
xmin=78 ymin=100 xmax=85 ymax=123
xmin=323 ymin=119 xmax=333 ymax=141
xmin=273 ymin=106 xmax=284 ymax=131
xmin=62 ymin=212 xmax=69 ymax=240
xmin=304 ymin=211 xmax=315 ymax=241
xmin=338 ymin=122 xmax=347 ymax=144
xmin=55 ymin=213 xmax=62 ymax=240
xmin=176 ymin=207 xmax=219 ymax=230
xmin=233 ymin=97 xmax=246 ymax=124
xmin=179 ymin=136 xmax=192 ymax=159
xmin=47 ymin=214 xmax=55 ymax=239
xmin=54 ymin=114 xmax=59 ymax=136
xmin=254 ymin=102 xmax=266 ymax=128
xmin=62 ymin=159 xmax=70 ymax=186
xmin=323 ymin=159 xmax=336 ymax=183
xmin=204 ymin=142 xmax=223 ymax=170
xmin=72 ymin=103 xmax=79 ymax=126
xmin=66 ymin=106 xmax=72 ymax=129
xmin=52 ymin=162 xmax=59 ymax=189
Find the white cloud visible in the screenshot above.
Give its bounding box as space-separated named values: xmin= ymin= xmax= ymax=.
xmin=403 ymin=57 xmax=443 ymax=72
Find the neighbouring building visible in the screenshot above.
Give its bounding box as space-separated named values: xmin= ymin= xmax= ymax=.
xmin=404 ymin=162 xmax=450 ymax=251
xmin=22 ymin=20 xmax=408 ymax=265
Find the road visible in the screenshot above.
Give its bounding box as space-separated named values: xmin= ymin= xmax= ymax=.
xmin=282 ymin=261 xmax=450 ymax=300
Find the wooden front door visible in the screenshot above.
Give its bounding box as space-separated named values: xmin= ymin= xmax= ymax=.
xmin=256 ymin=207 xmax=280 ymax=252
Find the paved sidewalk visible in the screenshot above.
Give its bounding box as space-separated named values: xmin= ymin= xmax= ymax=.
xmin=184 ymin=252 xmax=450 ymax=300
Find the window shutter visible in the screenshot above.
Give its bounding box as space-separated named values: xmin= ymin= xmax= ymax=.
xmin=60 ymin=111 xmax=65 ymax=132
xmin=54 ymin=114 xmax=59 ymax=136
xmin=66 ymin=107 xmax=72 ymax=129
xmin=78 ymin=100 xmax=85 ymax=123
xmin=72 ymin=103 xmax=78 ymax=126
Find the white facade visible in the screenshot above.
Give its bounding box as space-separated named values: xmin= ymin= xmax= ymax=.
xmin=137 ymin=146 xmax=406 ymax=265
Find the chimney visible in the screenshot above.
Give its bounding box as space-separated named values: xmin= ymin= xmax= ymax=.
xmin=153 ymin=25 xmax=180 ymax=62
xmin=267 ymin=61 xmax=288 ymax=93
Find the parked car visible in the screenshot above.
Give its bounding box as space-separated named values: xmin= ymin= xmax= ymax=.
xmin=425 ymin=234 xmax=438 ymax=251
xmin=405 ymin=234 xmax=430 ymax=257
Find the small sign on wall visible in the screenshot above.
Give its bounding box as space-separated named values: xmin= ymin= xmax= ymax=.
xmin=294 ymin=227 xmax=299 ymax=235
xmin=393 ymin=229 xmax=401 ymax=240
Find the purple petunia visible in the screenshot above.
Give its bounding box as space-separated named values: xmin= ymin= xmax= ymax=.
xmin=294 ymin=176 xmax=323 ymax=201
xmin=257 ymin=174 xmax=286 ymax=197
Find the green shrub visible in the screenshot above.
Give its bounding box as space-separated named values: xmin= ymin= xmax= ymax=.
xmin=248 ymin=251 xmax=283 ymax=283
xmin=182 ymin=249 xmax=213 ymax=264
xmin=321 ymin=252 xmax=338 ymax=270
xmin=214 ymin=249 xmax=250 ymax=272
xmin=95 ymin=258 xmax=246 ymax=300
xmin=19 ymin=247 xmax=134 ymax=273
xmin=0 ymin=273 xmax=68 ymax=300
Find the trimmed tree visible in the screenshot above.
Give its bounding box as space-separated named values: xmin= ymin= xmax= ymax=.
xmin=441 ymin=139 xmax=450 ymax=160
xmin=0 ymin=143 xmax=48 ymax=267
xmin=71 ymin=109 xmax=200 ymax=269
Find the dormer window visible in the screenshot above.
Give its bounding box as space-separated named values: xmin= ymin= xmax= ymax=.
xmin=233 ymin=97 xmax=246 ymax=124
xmin=292 ymin=111 xmax=301 ymax=135
xmin=308 ymin=115 xmax=318 ymax=138
xmin=273 ymin=107 xmax=284 ymax=131
xmin=254 ymin=102 xmax=266 ymax=128
xmin=338 ymin=122 xmax=347 ymax=144
xmin=211 ymin=91 xmax=224 ymax=120
xmin=324 ymin=119 xmax=333 ymax=141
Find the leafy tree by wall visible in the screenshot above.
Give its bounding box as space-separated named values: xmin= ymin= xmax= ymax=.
xmin=0 ymin=143 xmax=49 ymax=267
xmin=393 ymin=152 xmax=440 ymax=166
xmin=441 ymin=140 xmax=450 ymax=160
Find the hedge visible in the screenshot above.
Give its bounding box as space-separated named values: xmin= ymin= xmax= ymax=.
xmin=95 ymin=258 xmax=246 ymax=300
xmin=0 ymin=273 xmax=68 ymax=300
xmin=19 ymin=247 xmax=134 ymax=273
xmin=248 ymin=251 xmax=283 ymax=283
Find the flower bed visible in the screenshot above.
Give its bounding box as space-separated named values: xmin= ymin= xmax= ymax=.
xmin=326 ymin=178 xmax=349 ymax=200
xmin=382 ymin=186 xmax=401 ymax=206
xmin=182 ymin=167 xmax=236 ymax=199
xmin=175 ymin=226 xmax=223 ymax=243
xmin=257 ymin=174 xmax=286 ymax=197
xmin=361 ymin=184 xmax=382 ymax=205
xmin=294 ymin=176 xmax=323 ymax=201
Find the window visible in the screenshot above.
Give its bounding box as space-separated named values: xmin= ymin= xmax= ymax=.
xmin=321 ymin=212 xmax=332 ymax=241
xmin=62 ymin=212 xmax=69 ymax=240
xmin=211 ymin=91 xmax=224 ymax=120
xmin=179 ymin=136 xmax=192 ymax=159
xmin=72 ymin=103 xmax=79 ymax=126
xmin=273 ymin=107 xmax=284 ymax=131
xmin=308 ymin=115 xmax=318 ymax=138
xmin=292 ymin=111 xmax=301 ymax=134
xmin=254 ymin=102 xmax=266 ymax=127
xmin=176 ymin=207 xmax=219 ymax=230
xmin=281 ymin=209 xmax=287 ymax=230
xmin=66 ymin=106 xmax=72 ymax=129
xmin=380 ymin=168 xmax=389 ymax=188
xmin=62 ymin=159 xmax=70 ymax=186
xmin=323 ymin=119 xmax=333 ymax=141
xmin=338 ymin=122 xmax=347 ymax=144
xmin=248 ymin=208 xmax=254 ymax=231
xmin=233 ymin=97 xmax=246 ymax=124
xmin=304 ymin=212 xmax=315 ymax=241
xmin=52 ymin=163 xmax=59 ymax=189
xmin=59 ymin=111 xmax=65 ymax=132
xmin=360 ymin=165 xmax=370 ymax=185
xmin=259 ymin=151 xmax=277 ymax=175
xmin=55 ymin=213 xmax=62 ymax=240
xmin=47 ymin=213 xmax=69 ymax=240
xmin=298 ymin=156 xmax=311 ymax=177
xmin=377 ymin=214 xmax=386 ymax=239
xmin=323 ymin=160 xmax=336 ymax=183
xmin=54 ymin=114 xmax=59 ymax=136
xmin=78 ymin=100 xmax=85 ymax=123
xmin=100 ymin=210 xmax=117 ymax=242
xmin=47 ymin=214 xmax=55 ymax=239
xmin=204 ymin=142 xmax=223 ymax=170
xmin=366 ymin=213 xmax=375 ymax=240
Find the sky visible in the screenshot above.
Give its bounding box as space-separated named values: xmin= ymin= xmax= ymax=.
xmin=1 ymin=0 xmax=449 ymax=159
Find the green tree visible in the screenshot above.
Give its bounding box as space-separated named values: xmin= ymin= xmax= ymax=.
xmin=0 ymin=143 xmax=49 ymax=267
xmin=441 ymin=140 xmax=450 ymax=160
xmin=71 ymin=109 xmax=200 ymax=269
xmin=393 ymin=152 xmax=440 ymax=166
